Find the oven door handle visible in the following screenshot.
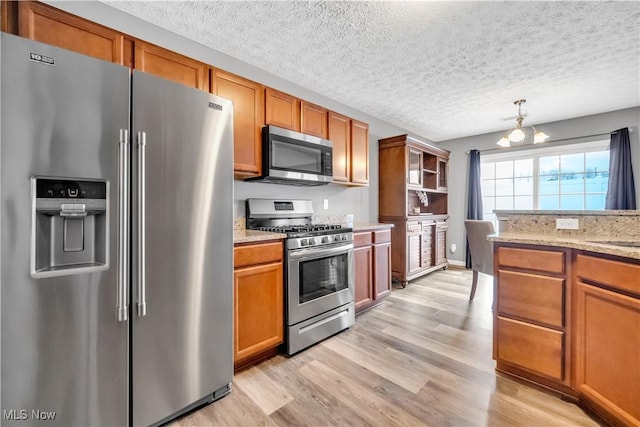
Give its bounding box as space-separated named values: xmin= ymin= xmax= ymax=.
xmin=288 ymin=243 xmax=353 ymax=260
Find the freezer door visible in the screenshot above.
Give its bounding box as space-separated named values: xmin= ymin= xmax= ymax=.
xmin=131 ymin=71 xmax=234 ymax=426
xmin=0 ymin=34 xmax=129 ymax=426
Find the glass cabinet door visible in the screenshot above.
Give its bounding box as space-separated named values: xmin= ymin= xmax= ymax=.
xmin=408 ymin=149 xmax=422 ymax=186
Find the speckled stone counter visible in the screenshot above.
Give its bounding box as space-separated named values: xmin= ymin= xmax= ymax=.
xmin=490 ymin=210 xmax=640 ymax=260
xmin=352 ymin=223 xmax=394 ymax=232
xmin=233 ymin=229 xmax=286 ymax=245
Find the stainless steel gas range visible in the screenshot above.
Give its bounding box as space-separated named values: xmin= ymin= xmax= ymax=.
xmin=246 ymin=199 xmax=355 ymax=355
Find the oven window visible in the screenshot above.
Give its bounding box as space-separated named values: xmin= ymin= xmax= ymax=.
xmin=272 ymin=139 xmax=322 ymax=174
xmin=299 ymin=253 xmax=349 ymax=303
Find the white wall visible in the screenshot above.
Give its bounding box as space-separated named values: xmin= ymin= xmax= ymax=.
xmin=46 ymin=1 xmax=413 ymax=222
xmin=438 ymin=107 xmax=640 ymax=264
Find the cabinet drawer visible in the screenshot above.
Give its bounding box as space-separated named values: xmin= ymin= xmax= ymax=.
xmin=373 ymin=229 xmax=391 ymax=244
xmin=354 ymin=231 xmax=373 ymax=248
xmin=576 ymin=254 xmax=640 ymax=296
xmin=234 ymin=241 xmax=283 ymax=268
xmin=498 ymin=270 xmax=564 ymax=328
xmin=497 ymin=316 xmax=564 ymax=381
xmin=407 ymin=222 xmax=421 ymax=233
xmin=498 ymin=246 xmax=565 ymax=274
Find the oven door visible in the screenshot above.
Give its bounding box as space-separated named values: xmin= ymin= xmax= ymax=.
xmin=287 ymin=242 xmax=354 ymax=326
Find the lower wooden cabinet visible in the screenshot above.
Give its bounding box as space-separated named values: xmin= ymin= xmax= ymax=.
xmin=233 ymin=241 xmax=284 ymax=370
xmin=354 ymin=228 xmax=392 ymax=313
xmin=385 ymin=218 xmax=447 ymax=287
xmin=493 ymin=244 xmax=571 ymax=391
xmin=494 ymin=244 xmax=640 ymax=426
xmin=574 ymin=254 xmax=640 ymax=426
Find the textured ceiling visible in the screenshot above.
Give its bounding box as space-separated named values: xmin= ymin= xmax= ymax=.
xmin=104 ymin=1 xmax=640 ymax=142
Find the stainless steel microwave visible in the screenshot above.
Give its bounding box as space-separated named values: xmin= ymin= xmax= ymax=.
xmin=247 ymin=125 xmax=333 ymax=186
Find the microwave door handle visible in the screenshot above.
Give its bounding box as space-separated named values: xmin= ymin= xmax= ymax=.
xmin=288 ymin=243 xmax=353 ymax=260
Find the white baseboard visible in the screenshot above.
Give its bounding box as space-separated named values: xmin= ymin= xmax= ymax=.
xmin=448 ymin=259 xmax=466 ymax=267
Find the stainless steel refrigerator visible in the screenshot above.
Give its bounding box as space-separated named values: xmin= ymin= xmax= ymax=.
xmin=0 ymin=33 xmax=233 ymax=426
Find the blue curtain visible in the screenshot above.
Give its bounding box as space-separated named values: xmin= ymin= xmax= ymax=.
xmin=605 ymin=127 xmax=636 ymax=210
xmin=466 ymin=149 xmax=483 ymax=268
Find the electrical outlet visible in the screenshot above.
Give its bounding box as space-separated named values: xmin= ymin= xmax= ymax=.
xmin=556 ymin=218 xmax=579 ymax=230
xmin=450 ymin=243 xmax=457 ymax=253
xmin=323 ymin=199 xmax=329 ymax=210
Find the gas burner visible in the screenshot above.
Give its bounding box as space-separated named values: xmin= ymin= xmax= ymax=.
xmin=255 ymin=223 xmax=347 ymax=237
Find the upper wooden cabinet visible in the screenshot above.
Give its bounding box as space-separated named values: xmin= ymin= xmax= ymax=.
xmin=134 ymin=41 xmax=208 ymax=90
xmin=328 ymin=111 xmax=351 ymax=183
xmin=211 ymin=69 xmax=264 ymax=177
xmin=265 ymin=87 xmax=300 ymax=132
xmin=350 ymin=119 xmax=369 ymax=185
xmin=17 ymin=1 xmax=131 ymax=66
xmin=379 ymin=135 xmax=449 ymax=218
xmin=328 ymin=112 xmax=369 ymax=186
xmin=300 ymin=101 xmax=328 ymax=138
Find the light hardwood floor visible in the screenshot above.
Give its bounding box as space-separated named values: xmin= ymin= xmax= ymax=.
xmin=170 ymin=268 xmax=603 ymax=426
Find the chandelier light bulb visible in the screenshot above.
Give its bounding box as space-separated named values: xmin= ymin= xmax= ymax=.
xmin=497 ymin=136 xmax=510 ymax=147
xmin=508 ymin=128 xmax=525 ymax=142
xmin=534 ymin=131 xmax=550 ymax=143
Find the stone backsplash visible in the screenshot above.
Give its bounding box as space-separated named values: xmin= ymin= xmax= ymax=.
xmin=495 ymin=210 xmax=640 ymax=240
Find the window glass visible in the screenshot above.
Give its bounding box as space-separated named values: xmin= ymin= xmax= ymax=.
xmin=480 ymin=141 xmax=609 ymax=226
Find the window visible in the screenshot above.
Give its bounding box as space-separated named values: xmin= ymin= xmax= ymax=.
xmin=481 ymin=141 xmax=609 ymax=225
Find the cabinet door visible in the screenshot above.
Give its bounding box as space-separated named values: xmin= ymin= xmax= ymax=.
xmin=134 ymin=41 xmax=208 ymax=90
xmin=374 ymin=242 xmax=392 ymax=300
xmin=574 ymin=282 xmax=640 ymax=426
xmin=434 ymin=222 xmax=448 ymax=266
xmin=437 ymin=158 xmax=448 ymax=190
xmin=300 ymin=101 xmax=328 ymax=138
xmin=18 ymin=1 xmax=131 ymax=66
xmin=350 ymin=120 xmax=369 ymax=185
xmin=265 ymin=87 xmax=300 ymax=131
xmin=328 ymin=111 xmax=351 ymax=183
xmin=354 ymin=244 xmax=374 ymax=311
xmin=234 ymin=262 xmax=284 ymax=365
xmin=407 ymin=234 xmax=422 ymax=274
xmin=211 ymin=69 xmax=264 ymax=176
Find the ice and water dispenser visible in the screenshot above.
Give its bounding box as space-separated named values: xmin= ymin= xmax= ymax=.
xmin=31 ymin=178 xmax=109 ymax=277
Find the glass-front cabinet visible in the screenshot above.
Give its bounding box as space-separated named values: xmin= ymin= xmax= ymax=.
xmin=378 ymin=134 xmax=450 ymax=287
xmin=408 ymin=149 xmax=422 ymax=187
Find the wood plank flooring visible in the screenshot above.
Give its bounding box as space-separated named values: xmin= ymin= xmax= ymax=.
xmin=169 ymin=268 xmax=603 ymax=426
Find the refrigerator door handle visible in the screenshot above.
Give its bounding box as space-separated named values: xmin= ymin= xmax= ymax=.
xmin=117 ymin=129 xmax=129 ymax=322
xmin=137 ymin=131 xmax=147 ymax=317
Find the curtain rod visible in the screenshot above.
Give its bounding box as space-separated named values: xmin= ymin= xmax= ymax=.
xmin=465 ymin=129 xmax=632 ymax=155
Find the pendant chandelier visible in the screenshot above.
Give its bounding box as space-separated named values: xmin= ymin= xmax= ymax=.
xmin=497 ymin=99 xmax=549 ymax=147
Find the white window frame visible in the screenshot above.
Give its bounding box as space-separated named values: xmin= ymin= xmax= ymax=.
xmin=481 ymin=140 xmax=610 ymax=212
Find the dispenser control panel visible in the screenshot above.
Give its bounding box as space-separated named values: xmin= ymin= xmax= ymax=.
xmin=36 ymin=179 xmax=107 ymax=199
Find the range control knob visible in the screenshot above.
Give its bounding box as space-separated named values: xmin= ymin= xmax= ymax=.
xmin=321 ymin=236 xmax=329 ymax=244
xmin=309 ymin=238 xmax=316 ymax=245
xmin=300 ymin=239 xmax=308 ymax=246
xmin=334 ymin=235 xmax=341 ymax=242
xmin=341 ymin=235 xmax=348 ymax=241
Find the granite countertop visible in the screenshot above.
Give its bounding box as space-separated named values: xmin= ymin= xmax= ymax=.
xmin=233 ymin=229 xmax=286 ymax=245
xmin=352 ymin=223 xmax=394 ymax=232
xmin=489 ymin=232 xmax=640 ymax=260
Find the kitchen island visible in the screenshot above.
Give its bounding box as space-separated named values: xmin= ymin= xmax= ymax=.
xmin=489 ymin=210 xmax=640 ymax=427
